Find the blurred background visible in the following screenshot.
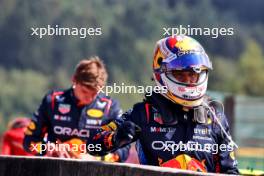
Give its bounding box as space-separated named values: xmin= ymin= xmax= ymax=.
xmin=0 ymin=0 xmax=263 ymax=172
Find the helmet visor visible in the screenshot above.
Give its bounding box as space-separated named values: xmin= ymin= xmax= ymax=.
xmin=166 ymin=70 xmax=207 ymax=86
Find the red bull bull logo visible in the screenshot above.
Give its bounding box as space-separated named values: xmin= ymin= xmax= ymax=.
xmin=159 ymin=154 xmax=207 ymax=172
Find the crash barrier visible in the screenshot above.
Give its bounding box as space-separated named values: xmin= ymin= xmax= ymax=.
xmin=0 ymin=156 xmax=235 ymax=176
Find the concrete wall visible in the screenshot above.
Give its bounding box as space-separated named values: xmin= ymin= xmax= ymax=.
xmin=0 ymin=156 xmax=230 ymax=176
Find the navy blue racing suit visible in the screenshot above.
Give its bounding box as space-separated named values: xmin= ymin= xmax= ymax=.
xmin=23 ymin=88 xmax=130 ymax=162
xmin=86 ymin=93 xmax=239 ymax=174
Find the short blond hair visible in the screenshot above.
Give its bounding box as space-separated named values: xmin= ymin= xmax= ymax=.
xmin=73 ymin=56 xmax=108 ymax=89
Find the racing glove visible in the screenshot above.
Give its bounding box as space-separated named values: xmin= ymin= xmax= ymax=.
xmin=113 ymin=121 xmax=141 ymax=148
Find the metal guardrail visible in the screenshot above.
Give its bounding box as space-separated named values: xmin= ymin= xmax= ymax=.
xmin=0 ymin=156 xmax=236 ymax=176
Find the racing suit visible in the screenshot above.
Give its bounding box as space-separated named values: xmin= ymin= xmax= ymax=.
xmin=86 ymin=93 xmax=239 ymax=174
xmin=23 ymin=88 xmax=130 ymax=162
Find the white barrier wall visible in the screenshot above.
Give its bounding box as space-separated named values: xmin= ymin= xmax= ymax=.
xmin=0 ymin=156 xmax=236 ymax=176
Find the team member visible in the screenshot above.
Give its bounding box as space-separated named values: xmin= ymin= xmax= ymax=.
xmin=23 ymin=56 xmax=130 ymax=162
xmin=86 ymin=36 xmax=239 ymax=174
xmin=1 ymin=117 xmax=32 ymax=156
